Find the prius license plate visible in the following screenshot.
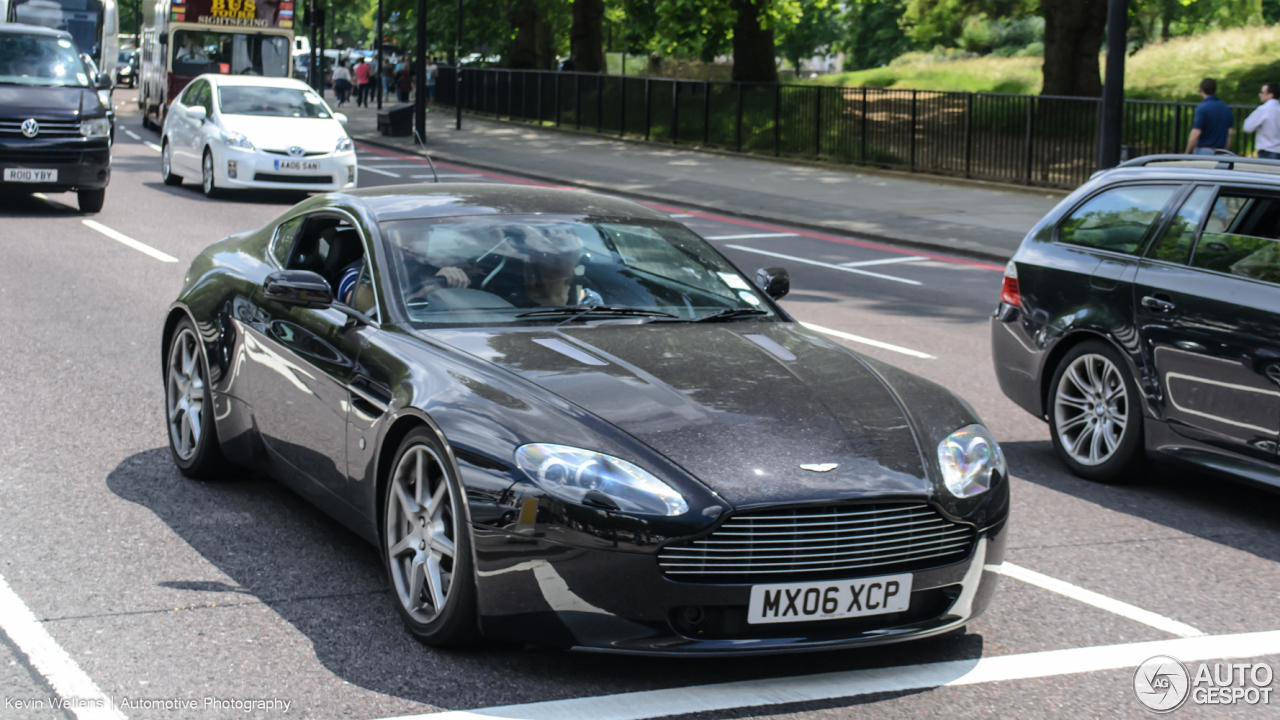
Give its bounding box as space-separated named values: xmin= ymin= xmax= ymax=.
xmin=747 ymin=573 xmax=912 ymax=624
xmin=273 ymin=159 xmax=320 ymax=172
xmin=4 ymin=168 xmax=58 ymax=182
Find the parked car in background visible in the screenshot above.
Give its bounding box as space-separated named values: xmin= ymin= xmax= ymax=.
xmin=992 ymin=155 xmax=1280 ymax=490
xmin=116 ymin=46 xmax=137 ymax=87
xmin=0 ymin=24 xmax=113 ymax=212
xmin=160 ymin=74 xmax=356 ymax=198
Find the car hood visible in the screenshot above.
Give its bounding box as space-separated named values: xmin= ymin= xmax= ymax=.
xmin=0 ymin=85 xmax=99 ymax=120
xmin=218 ymin=115 xmax=346 ymax=153
xmin=431 ymin=322 xmax=931 ymax=507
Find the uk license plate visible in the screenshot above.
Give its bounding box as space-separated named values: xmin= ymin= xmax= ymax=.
xmin=4 ymin=168 xmax=58 ymax=182
xmin=273 ymin=159 xmax=320 ymax=172
xmin=747 ymin=573 xmax=912 ymax=624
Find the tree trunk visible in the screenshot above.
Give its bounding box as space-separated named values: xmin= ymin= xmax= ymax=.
xmin=731 ymin=0 xmax=777 ymax=84
xmin=570 ymin=0 xmax=605 ymax=73
xmin=1041 ymin=0 xmax=1106 ymax=97
xmin=507 ymin=0 xmax=548 ymax=69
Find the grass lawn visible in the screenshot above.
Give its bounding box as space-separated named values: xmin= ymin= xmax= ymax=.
xmin=810 ymin=26 xmax=1280 ymax=105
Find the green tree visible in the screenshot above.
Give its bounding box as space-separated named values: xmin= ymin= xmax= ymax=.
xmin=775 ymin=0 xmax=842 ymax=74
xmin=901 ymin=0 xmax=1036 ymax=48
xmin=840 ymin=0 xmax=913 ymax=71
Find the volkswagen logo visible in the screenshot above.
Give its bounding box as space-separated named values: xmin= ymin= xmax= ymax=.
xmin=20 ymin=119 xmax=39 ymax=138
xmin=287 ymin=146 xmax=305 ymax=157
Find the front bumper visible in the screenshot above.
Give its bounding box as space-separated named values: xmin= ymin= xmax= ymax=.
xmin=0 ymin=137 xmax=110 ymax=193
xmin=216 ymin=146 xmax=357 ymax=192
xmin=472 ymin=515 xmax=1008 ymax=655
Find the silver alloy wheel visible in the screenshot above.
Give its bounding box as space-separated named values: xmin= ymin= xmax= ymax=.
xmin=1054 ymin=353 xmax=1128 ymax=466
xmin=386 ymin=444 xmax=458 ymax=624
xmin=166 ymin=328 xmax=205 ymax=461
xmin=162 ymin=141 xmax=172 ymax=177
xmin=202 ymin=152 xmax=214 ymax=195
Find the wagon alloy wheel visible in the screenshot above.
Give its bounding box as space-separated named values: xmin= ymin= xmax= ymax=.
xmin=1054 ymin=353 xmax=1128 ymax=466
xmin=166 ymin=328 xmax=205 ymax=462
xmin=386 ymin=444 xmax=459 ymax=625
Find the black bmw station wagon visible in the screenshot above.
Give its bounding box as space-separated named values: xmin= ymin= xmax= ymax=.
xmin=993 ymin=155 xmax=1280 ymax=488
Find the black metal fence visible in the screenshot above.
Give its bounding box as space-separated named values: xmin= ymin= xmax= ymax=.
xmin=436 ymin=66 xmax=1258 ymax=190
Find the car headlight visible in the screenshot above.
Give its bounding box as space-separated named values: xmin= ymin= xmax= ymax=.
xmin=80 ymin=117 xmax=111 ymax=137
xmin=96 ymin=89 xmax=112 ymax=107
xmin=222 ymin=131 xmax=254 ymax=150
xmin=936 ymin=424 xmax=1006 ymax=498
xmin=120 ymin=65 xmax=132 ymax=74
xmin=515 ymin=444 xmax=689 ymax=516
xmin=335 ymin=135 xmax=353 ymax=152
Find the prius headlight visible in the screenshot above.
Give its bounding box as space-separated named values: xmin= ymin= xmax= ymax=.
xmin=222 ymin=131 xmax=254 ymax=150
xmin=335 ymin=135 xmax=353 ymax=152
xmin=937 ymin=424 xmax=1006 ymax=498
xmin=79 ymin=117 xmax=111 ymax=137
xmin=515 ymin=444 xmax=688 ymax=516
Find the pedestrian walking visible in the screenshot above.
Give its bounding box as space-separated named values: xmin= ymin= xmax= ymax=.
xmin=425 ymin=56 xmax=438 ymax=111
xmin=381 ymin=62 xmax=395 ymax=100
xmin=332 ymin=60 xmax=352 ymax=106
xmin=355 ymin=56 xmax=373 ymax=107
xmin=1185 ymin=78 xmax=1235 ymax=155
xmin=1244 ymin=82 xmax=1280 ymax=160
xmin=396 ymin=63 xmax=413 ymax=103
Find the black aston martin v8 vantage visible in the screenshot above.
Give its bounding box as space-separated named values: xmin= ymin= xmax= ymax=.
xmin=161 ymin=184 xmax=1010 ymax=655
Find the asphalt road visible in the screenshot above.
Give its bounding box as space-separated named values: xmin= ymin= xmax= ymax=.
xmin=2 ymin=90 xmax=1280 ymax=720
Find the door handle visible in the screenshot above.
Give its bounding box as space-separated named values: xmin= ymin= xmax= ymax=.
xmin=1141 ymin=295 xmax=1176 ymax=312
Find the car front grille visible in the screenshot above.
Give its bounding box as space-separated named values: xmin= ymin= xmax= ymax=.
xmin=0 ymin=150 xmax=82 ymax=164
xmin=262 ymin=149 xmax=329 ymax=157
xmin=0 ymin=119 xmax=81 ymax=137
xmin=252 ymin=172 xmax=333 ymax=184
xmin=658 ymin=502 xmax=976 ymax=584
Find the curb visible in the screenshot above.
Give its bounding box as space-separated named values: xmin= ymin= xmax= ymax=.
xmin=351 ymin=132 xmax=1019 ymax=263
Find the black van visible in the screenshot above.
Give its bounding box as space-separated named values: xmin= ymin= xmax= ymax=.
xmin=0 ymin=24 xmax=113 ymax=212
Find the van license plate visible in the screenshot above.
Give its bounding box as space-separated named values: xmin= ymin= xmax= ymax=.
xmin=747 ymin=573 xmax=912 ymax=624
xmin=4 ymin=168 xmax=58 ymax=182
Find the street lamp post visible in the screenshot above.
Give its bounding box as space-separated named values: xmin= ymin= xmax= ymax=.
xmin=414 ymin=0 xmax=427 ymax=142
xmin=308 ymin=0 xmax=318 ymax=93
xmin=376 ymin=0 xmax=384 ymax=109
xmin=455 ymin=0 xmax=462 ymax=130
xmin=1098 ymin=0 xmax=1128 ymax=169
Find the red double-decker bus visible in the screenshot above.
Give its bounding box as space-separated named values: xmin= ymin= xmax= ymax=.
xmin=138 ymin=0 xmax=293 ymax=129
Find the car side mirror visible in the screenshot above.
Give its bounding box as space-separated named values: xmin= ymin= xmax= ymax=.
xmin=755 ymin=266 xmax=790 ymax=300
xmin=94 ymin=72 xmax=113 ymax=90
xmin=184 ymin=105 xmax=207 ymax=121
xmin=263 ymin=270 xmax=333 ymax=307
xmin=333 ymin=112 xmax=347 ymax=125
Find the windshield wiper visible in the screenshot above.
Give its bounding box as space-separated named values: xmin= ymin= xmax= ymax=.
xmin=515 ymin=305 xmax=681 ymax=324
xmin=691 ymin=308 xmax=771 ymax=322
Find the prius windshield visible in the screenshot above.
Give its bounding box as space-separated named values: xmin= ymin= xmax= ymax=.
xmin=380 ymin=215 xmax=774 ymax=325
xmin=218 ymin=86 xmax=331 ymax=117
xmin=0 ymin=32 xmax=90 ymax=87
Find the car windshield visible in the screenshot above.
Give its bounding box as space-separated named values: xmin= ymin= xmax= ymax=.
xmin=0 ymin=33 xmax=90 ymax=87
xmin=171 ymin=30 xmax=290 ymax=78
xmin=11 ymin=0 xmax=104 ymax=59
xmin=118 ymin=49 xmax=135 ymax=64
xmin=218 ymin=86 xmax=331 ymax=118
xmin=380 ymin=215 xmax=774 ymax=325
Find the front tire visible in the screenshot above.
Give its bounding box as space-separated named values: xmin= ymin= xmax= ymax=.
xmin=162 ymin=140 xmax=183 ymax=185
xmin=1048 ymin=340 xmax=1145 ymax=483
xmin=382 ymin=428 xmax=479 ymax=647
xmin=201 ymin=148 xmax=221 ymax=198
xmin=77 ymin=188 xmax=105 ymax=213
xmin=165 ymin=318 xmax=229 ymax=479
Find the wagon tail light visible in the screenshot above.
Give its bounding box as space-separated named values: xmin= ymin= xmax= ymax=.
xmin=999 ymin=261 xmax=1020 ymax=308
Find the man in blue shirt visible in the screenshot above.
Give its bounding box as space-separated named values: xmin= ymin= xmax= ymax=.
xmin=1185 ymin=78 xmax=1235 ymax=155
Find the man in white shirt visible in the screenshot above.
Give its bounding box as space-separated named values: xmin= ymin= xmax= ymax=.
xmin=1244 ymin=82 xmax=1280 ymax=160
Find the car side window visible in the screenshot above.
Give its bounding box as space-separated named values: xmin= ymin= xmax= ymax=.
xmin=352 ymin=262 xmax=379 ymax=320
xmin=1190 ymin=190 xmax=1280 ymax=284
xmin=179 ymin=80 xmax=203 ymax=106
xmin=272 ymin=217 xmax=304 ymax=267
xmin=194 ymin=81 xmax=213 ymax=115
xmin=286 ymin=215 xmax=367 ymax=299
xmin=1057 ymin=185 xmax=1177 ymax=255
xmin=1147 ymin=186 xmax=1215 ymax=265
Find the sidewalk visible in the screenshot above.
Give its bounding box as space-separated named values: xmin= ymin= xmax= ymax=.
xmin=339 ymin=103 xmax=1065 ymax=260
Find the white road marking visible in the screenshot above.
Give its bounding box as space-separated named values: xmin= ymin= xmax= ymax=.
xmin=993 ymin=563 xmax=1204 ymax=638
xmin=0 ymin=573 xmax=126 ymax=720
xmin=144 ymin=141 xmax=162 ymax=152
xmin=727 ymin=245 xmax=921 ymax=286
xmin=841 ymin=255 xmax=928 ymax=268
xmin=412 ymin=173 xmax=483 ymax=179
xmin=705 ymin=232 xmax=798 ymax=240
xmin=667 ymin=213 xmax=694 ymax=217
xmin=800 ymin=321 xmax=934 ymax=359
xmin=82 ymin=220 xmax=178 ymax=263
xmin=360 ymin=164 xmax=448 ymax=169
xmin=375 ymin=630 xmax=1280 ymax=720
xmin=359 ymin=166 xmax=402 ymax=177
xmin=123 ymin=129 xmax=141 ymax=140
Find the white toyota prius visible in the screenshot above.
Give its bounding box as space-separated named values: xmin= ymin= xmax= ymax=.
xmin=160 ymin=75 xmax=357 ymax=197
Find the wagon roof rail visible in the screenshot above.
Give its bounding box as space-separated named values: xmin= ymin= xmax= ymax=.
xmin=1115 ymin=153 xmax=1280 ymax=176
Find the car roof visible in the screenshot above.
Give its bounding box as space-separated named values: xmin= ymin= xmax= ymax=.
xmin=1097 ymin=155 xmax=1280 ymax=188
xmin=198 ymin=74 xmax=314 ymax=90
xmin=335 ymin=183 xmax=674 ymax=223
xmin=0 ymin=24 xmax=73 ymax=39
